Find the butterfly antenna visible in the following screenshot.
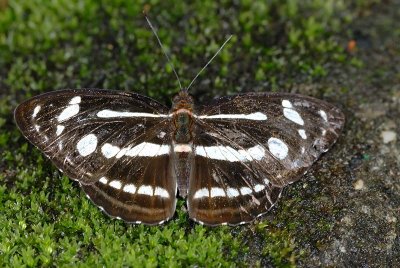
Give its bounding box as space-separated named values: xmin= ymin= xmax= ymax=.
xmin=144 ymin=13 xmax=183 ymax=91
xmin=186 ymin=35 xmax=233 ymax=91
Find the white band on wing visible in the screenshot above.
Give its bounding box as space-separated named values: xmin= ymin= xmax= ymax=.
xmin=197 ymin=112 xmax=267 ymax=120
xmin=97 ymin=109 xmax=169 ymax=118
xmin=195 ymin=144 xmax=265 ymax=162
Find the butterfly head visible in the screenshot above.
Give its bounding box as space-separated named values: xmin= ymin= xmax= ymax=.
xmin=172 ymin=90 xmax=194 ymax=111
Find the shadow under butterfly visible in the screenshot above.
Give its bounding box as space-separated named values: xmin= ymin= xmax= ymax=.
xmin=14 ymin=16 xmax=345 ymax=226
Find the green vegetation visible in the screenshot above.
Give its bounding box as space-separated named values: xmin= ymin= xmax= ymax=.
xmin=0 ymin=0 xmax=377 ymax=266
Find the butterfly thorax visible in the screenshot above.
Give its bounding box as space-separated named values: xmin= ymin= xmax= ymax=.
xmin=171 ymin=91 xmax=194 ymax=144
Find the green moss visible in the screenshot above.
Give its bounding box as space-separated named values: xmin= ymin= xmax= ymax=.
xmin=0 ymin=0 xmax=377 ymax=266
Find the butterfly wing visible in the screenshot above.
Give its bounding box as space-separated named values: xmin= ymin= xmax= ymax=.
xmin=188 ymin=128 xmax=283 ymax=225
xmin=80 ymin=133 xmax=175 ymax=224
xmin=187 ymin=92 xmax=344 ymax=225
xmin=15 ymin=89 xmax=176 ymax=224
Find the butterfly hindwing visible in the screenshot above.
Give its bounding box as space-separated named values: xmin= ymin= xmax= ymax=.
xmin=15 ymin=89 xmax=177 ymax=224
xmin=188 ymin=127 xmax=282 ymax=225
xmin=80 ymin=137 xmax=176 ymax=224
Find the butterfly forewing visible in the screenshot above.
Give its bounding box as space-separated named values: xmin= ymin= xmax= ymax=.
xmin=195 ymin=93 xmax=345 ymax=187
xmin=15 ymin=89 xmax=177 ymax=224
xmin=15 ymin=89 xmax=169 ymax=183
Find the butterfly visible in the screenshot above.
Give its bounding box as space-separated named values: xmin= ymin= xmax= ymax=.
xmin=14 ymin=16 xmax=345 ymax=226
xmin=14 ymin=87 xmax=344 ymax=226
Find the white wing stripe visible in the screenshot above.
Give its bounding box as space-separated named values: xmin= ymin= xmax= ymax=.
xmin=195 ymin=145 xmax=265 ymax=162
xmin=97 ymin=142 xmax=170 ymax=159
xmin=198 ymin=112 xmax=267 ymax=120
xmin=193 ymin=188 xmax=209 ymax=199
xmin=97 ymin=109 xmax=169 ymax=118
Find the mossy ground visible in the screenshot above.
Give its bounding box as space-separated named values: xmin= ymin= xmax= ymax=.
xmin=1 ymin=0 xmax=398 ymax=267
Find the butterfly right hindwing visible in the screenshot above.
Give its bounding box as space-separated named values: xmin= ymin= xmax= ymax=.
xmin=188 ymin=126 xmax=282 ymax=225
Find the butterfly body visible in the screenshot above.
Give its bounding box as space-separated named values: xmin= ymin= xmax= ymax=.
xmin=15 ymin=88 xmax=344 ymax=226
xmin=170 ymin=91 xmax=195 ymax=197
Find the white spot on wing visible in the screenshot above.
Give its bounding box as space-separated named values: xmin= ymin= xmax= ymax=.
xmin=226 ymin=187 xmax=240 ymax=198
xmin=195 ymin=145 xmax=265 ymax=162
xmin=157 ymin=131 xmax=166 ymax=139
xmin=282 ymin=100 xmax=293 ymax=108
xmin=34 ymin=124 xmax=40 ymax=132
xmin=254 ymin=184 xmax=265 ymax=192
xmin=138 ymin=185 xmax=153 ymax=196
xmin=58 ymin=104 xmax=79 ymax=122
xmin=33 ymin=105 xmax=41 ymax=118
xmin=283 ymin=108 xmax=304 ymax=125
xmin=193 ymin=188 xmax=209 ymax=199
xmin=77 ymin=134 xmax=97 ymax=156
xmin=109 ymin=180 xmax=122 ymax=189
xmin=263 ymin=178 xmax=270 ymax=185
xmin=319 ymin=110 xmax=328 ymax=121
xmin=69 ymin=96 xmax=81 ymax=104
xmin=101 ymin=143 xmax=120 ymax=158
xmin=247 ymin=145 xmax=265 ymax=160
xmin=268 ymin=137 xmax=289 ymax=160
xmin=298 ymin=129 xmax=307 ymax=139
xmin=56 ymin=125 xmax=65 ymax=136
xmin=240 ymin=187 xmax=252 ymax=195
xmin=198 ymin=112 xmax=267 ymax=120
xmin=154 ymin=187 xmax=169 ymax=198
xmin=97 ymin=110 xmax=169 ymax=118
xmin=210 ymin=187 xmax=225 ymax=198
xmin=99 ymin=177 xmax=108 ymax=184
xmin=123 ymin=184 xmax=136 ymax=194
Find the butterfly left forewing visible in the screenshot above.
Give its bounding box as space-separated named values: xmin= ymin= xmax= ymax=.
xmin=15 ymin=89 xmax=170 ymax=184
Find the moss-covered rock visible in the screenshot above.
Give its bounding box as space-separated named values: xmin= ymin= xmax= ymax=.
xmin=1 ymin=0 xmax=398 ymax=266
